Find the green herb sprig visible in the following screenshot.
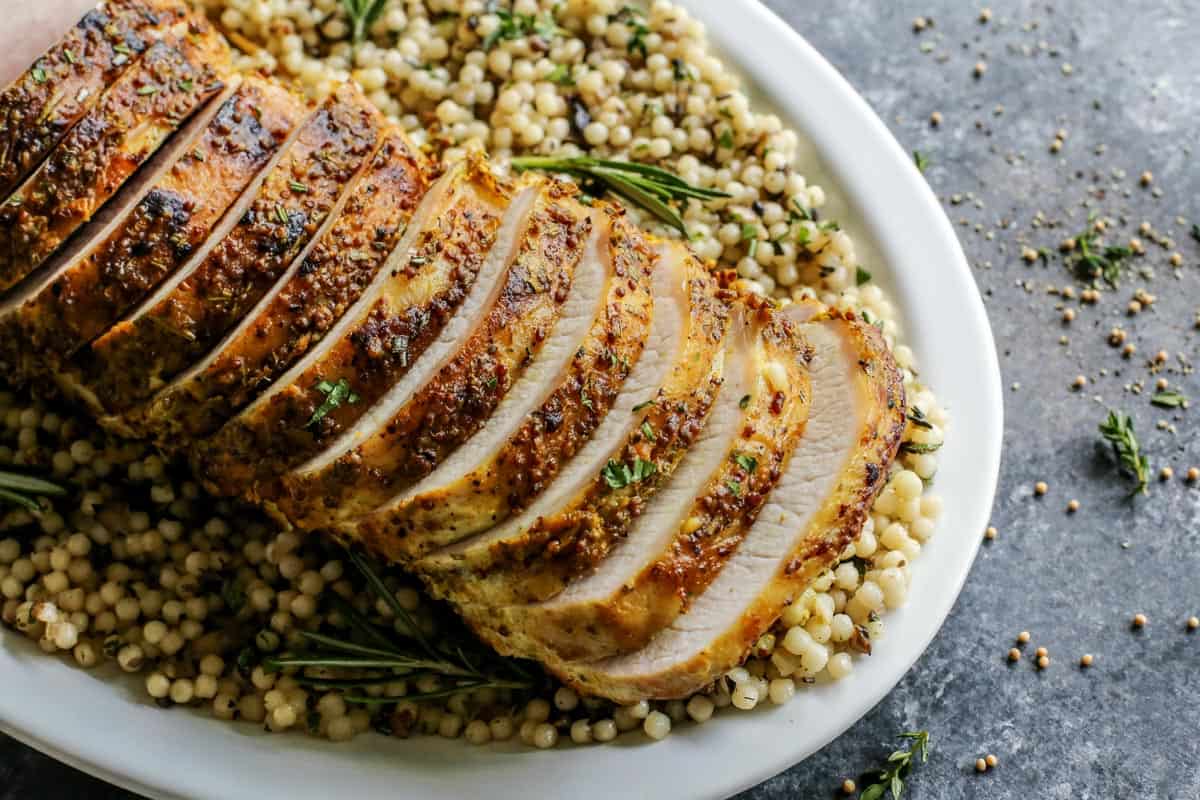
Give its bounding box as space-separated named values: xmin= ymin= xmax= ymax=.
xmin=1099 ymin=410 xmax=1149 ymax=496
xmin=482 ymin=9 xmax=563 ymax=50
xmin=1068 ymin=222 xmax=1133 ymax=286
xmin=341 ymin=0 xmax=388 ymax=48
xmin=601 ymin=457 xmax=656 ymax=489
xmin=306 ymin=378 xmax=361 ymax=428
xmin=1150 ymin=390 xmax=1187 ymax=409
xmin=0 ymin=469 xmax=66 ymax=511
xmin=263 ymin=550 xmax=534 ymax=703
xmin=511 ymin=155 xmax=729 ymax=236
xmin=858 ymin=730 xmax=931 ymax=800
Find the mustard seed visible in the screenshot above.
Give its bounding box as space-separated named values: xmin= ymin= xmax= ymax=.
xmin=1080 ymin=654 xmax=1094 ymax=667
xmin=979 ymin=7 xmax=992 ymax=22
xmin=1034 ymin=481 xmax=1048 ymax=496
xmin=1127 ymin=300 xmax=1142 ymax=315
xmin=985 ymin=754 xmax=998 ymax=768
xmin=1155 ymin=378 xmax=1169 ymax=391
xmin=1154 ymin=350 xmax=1168 ymax=364
xmin=842 ymin=778 xmax=856 ymax=795
xmin=975 ymin=758 xmax=988 ymax=773
xmin=1140 ymin=170 xmax=1153 ymax=186
xmin=1160 ymin=467 xmax=1173 ymax=481
xmin=1062 ymin=308 xmax=1076 ymax=323
xmin=1186 ymin=467 xmax=1199 ymax=483
xmin=1017 ymin=631 xmax=1031 ymax=644
xmin=930 ymin=111 xmax=943 ymax=126
xmin=1122 ymin=343 xmax=1137 ymax=358
xmin=1007 ymin=648 xmax=1021 ymax=662
xmin=973 ymin=61 xmax=987 ymax=78
xmin=1035 ymin=646 xmax=1048 ymax=659
xmin=1067 ymin=499 xmax=1080 ymax=512
xmin=1187 ymin=617 xmax=1199 ymax=631
xmin=1170 ymin=252 xmax=1183 ymax=267
xmin=1037 ymin=655 xmax=1050 ymax=669
xmin=1133 ymin=613 xmax=1147 ymax=628
xmin=1072 ymin=375 xmax=1086 ymax=390
xmin=984 ymin=526 xmax=997 ymax=540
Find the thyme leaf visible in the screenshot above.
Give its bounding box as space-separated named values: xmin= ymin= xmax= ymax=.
xmin=912 ymin=150 xmax=930 ymax=173
xmin=0 ymin=469 xmax=66 ymax=511
xmin=602 ymin=457 xmax=656 ymax=489
xmin=1150 ymin=390 xmax=1186 ymax=409
xmin=1098 ymin=410 xmax=1149 ymax=496
xmin=305 ymin=378 xmax=360 ymax=428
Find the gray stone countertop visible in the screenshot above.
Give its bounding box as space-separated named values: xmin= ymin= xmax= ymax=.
xmin=3 ymin=1 xmax=1198 ymax=798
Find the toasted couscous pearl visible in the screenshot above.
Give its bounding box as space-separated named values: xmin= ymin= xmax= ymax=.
xmin=643 ymin=710 xmax=671 ymax=740
xmin=841 ymin=778 xmax=856 ymax=794
xmin=1187 ymin=617 xmax=1199 ymax=631
xmin=686 ymin=695 xmax=714 ymax=723
xmin=731 ymin=682 xmax=759 ymax=710
xmin=592 ymin=718 xmax=618 ymax=743
xmin=489 ymin=716 xmax=514 ymax=741
xmin=1007 ymin=648 xmax=1021 ymax=663
xmin=532 ymin=722 xmax=559 ymax=749
xmin=146 ymin=672 xmax=170 ymax=699
xmin=569 ymin=719 xmax=593 ymax=744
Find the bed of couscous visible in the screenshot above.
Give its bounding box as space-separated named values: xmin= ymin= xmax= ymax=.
xmin=0 ymin=0 xmax=948 ymax=748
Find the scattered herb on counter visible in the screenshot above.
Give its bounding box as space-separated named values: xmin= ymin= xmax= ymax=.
xmin=0 ymin=469 xmax=66 ymax=511
xmin=913 ymin=150 xmax=930 ymax=173
xmin=341 ymin=0 xmax=388 ymax=48
xmin=858 ymin=730 xmax=931 ymax=800
xmin=1098 ymin=410 xmax=1149 ymax=496
xmin=306 ymin=378 xmax=361 ymax=428
xmin=1067 ymin=222 xmax=1133 ymax=286
xmin=1150 ymin=390 xmax=1187 ymax=409
xmin=1191 ymin=223 xmax=1200 ymax=244
xmin=511 ymin=155 xmax=730 ymax=236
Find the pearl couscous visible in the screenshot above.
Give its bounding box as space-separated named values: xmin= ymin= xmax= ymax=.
xmin=0 ymin=0 xmax=948 ymax=747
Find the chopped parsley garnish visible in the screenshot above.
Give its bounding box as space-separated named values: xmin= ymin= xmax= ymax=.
xmin=483 ymin=9 xmax=563 ymax=50
xmin=64 ymin=49 xmax=77 ymax=65
xmin=178 ymin=79 xmax=194 ymax=92
xmin=717 ymin=129 xmax=734 ymax=150
xmin=274 ymin=204 xmax=290 ymax=225
xmin=546 ymin=64 xmax=574 ymax=85
xmin=602 ymin=457 xmax=656 ymax=489
xmin=484 ymin=376 xmax=498 ymax=391
xmin=856 ymin=267 xmax=873 ymax=286
xmin=632 ymin=398 xmax=656 ymax=412
xmin=136 ymin=85 xmax=159 ymax=96
xmin=741 ymin=222 xmax=759 ymax=259
xmin=640 ymin=420 xmax=656 ymax=442
xmin=31 ymin=67 xmax=47 ymax=83
xmin=1150 ymin=390 xmax=1186 ymax=409
xmin=1098 ymin=409 xmax=1149 ymax=496
xmin=289 ymin=181 xmax=309 ymax=193
xmin=305 ymin=378 xmax=360 ymax=428
xmin=739 ymin=394 xmax=751 ymax=410
xmin=725 ymin=479 xmax=742 ymax=497
xmin=733 ymin=453 xmax=758 ymax=473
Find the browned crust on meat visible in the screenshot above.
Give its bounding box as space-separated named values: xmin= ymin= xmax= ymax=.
xmin=192 ymin=159 xmax=512 ymax=498
xmin=418 ymin=252 xmax=730 ymax=614
xmin=0 ymin=0 xmax=191 ymax=199
xmin=12 ymin=78 xmax=303 ymax=378
xmin=133 ymin=128 xmax=429 ymax=442
xmin=562 ymin=307 xmax=906 ymax=702
xmin=80 ymin=83 xmax=382 ymax=417
xmin=351 ymin=204 xmax=656 ymax=561
xmin=507 ymin=307 xmax=812 ymax=662
xmin=0 ymin=22 xmax=230 ymax=293
xmin=276 ymin=185 xmax=592 ymax=529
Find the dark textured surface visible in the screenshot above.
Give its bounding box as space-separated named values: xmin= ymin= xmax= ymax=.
xmin=4 ymin=1 xmax=1200 ymax=798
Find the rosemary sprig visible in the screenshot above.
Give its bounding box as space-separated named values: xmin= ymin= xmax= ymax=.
xmin=341 ymin=0 xmax=388 ymax=48
xmin=0 ymin=469 xmax=66 ymax=511
xmin=858 ymin=730 xmax=931 ymax=800
xmin=262 ymin=548 xmax=535 ymax=704
xmin=1098 ymin=410 xmax=1149 ymax=496
xmin=510 ymin=155 xmax=730 ymax=236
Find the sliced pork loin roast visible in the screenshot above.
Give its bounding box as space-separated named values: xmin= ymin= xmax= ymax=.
xmin=414 ymin=244 xmax=728 ymax=605
xmin=272 ymin=176 xmax=594 ymax=529
xmin=0 ymin=76 xmax=305 ymax=382
xmin=0 ymin=0 xmax=192 ymax=199
xmin=192 ymin=157 xmax=518 ymax=497
xmin=131 ymin=128 xmax=430 ymax=442
xmin=0 ymin=17 xmax=230 ymax=293
xmin=344 ymin=203 xmax=655 ymax=561
xmin=493 ymin=302 xmax=811 ymax=663
xmin=63 ymin=82 xmax=382 ymax=424
xmin=554 ymin=305 xmax=905 ymax=702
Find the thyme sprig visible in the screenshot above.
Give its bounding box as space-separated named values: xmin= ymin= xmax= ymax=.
xmin=858 ymin=730 xmax=931 ymax=800
xmin=1099 ymin=410 xmax=1150 ymax=496
xmin=263 ymin=549 xmax=535 ymax=704
xmin=341 ymin=0 xmax=388 ymax=48
xmin=0 ymin=469 xmax=66 ymax=511
xmin=510 ymin=155 xmax=730 ymax=236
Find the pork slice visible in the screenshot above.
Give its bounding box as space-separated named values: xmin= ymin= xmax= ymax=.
xmin=191 ymin=158 xmax=519 ymax=499
xmin=0 ymin=0 xmax=192 ymax=198
xmin=560 ymin=307 xmax=906 ymax=702
xmin=130 ymin=128 xmax=430 ymax=442
xmin=416 ymin=243 xmax=729 ymax=612
xmin=348 ymin=204 xmax=656 ymax=562
xmin=499 ymin=302 xmax=811 ymax=662
xmin=0 ymin=76 xmax=304 ymax=384
xmin=0 ymin=19 xmax=230 ymax=293
xmin=274 ymin=177 xmax=593 ymax=529
xmin=73 ymin=82 xmax=382 ymax=422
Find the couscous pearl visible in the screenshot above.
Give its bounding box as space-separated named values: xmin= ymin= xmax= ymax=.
xmin=533 ymin=722 xmax=559 ymax=749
